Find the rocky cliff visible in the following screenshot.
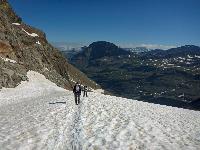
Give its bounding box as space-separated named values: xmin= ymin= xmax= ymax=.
xmin=0 ymin=0 xmax=100 ymax=90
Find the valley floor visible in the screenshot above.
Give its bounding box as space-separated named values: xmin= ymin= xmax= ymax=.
xmin=0 ymin=72 xmax=200 ymax=150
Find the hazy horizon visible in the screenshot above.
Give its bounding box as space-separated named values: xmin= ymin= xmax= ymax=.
xmin=51 ymin=41 xmax=178 ymax=50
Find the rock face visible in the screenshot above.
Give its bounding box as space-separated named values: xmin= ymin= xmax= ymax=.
xmin=0 ymin=0 xmax=100 ymax=90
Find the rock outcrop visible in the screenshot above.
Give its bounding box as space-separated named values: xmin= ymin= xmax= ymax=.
xmin=0 ymin=0 xmax=100 ymax=90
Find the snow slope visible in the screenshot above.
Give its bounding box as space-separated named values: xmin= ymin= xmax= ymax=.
xmin=0 ymin=71 xmax=200 ymax=150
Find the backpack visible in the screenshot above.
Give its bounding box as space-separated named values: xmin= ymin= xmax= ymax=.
xmin=84 ymin=86 xmax=88 ymax=91
xmin=75 ymin=85 xmax=80 ymax=92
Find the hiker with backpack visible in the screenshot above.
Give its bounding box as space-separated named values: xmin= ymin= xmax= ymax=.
xmin=73 ymin=82 xmax=81 ymax=105
xmin=83 ymin=85 xmax=88 ymax=97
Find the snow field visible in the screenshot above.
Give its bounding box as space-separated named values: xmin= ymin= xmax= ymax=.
xmin=0 ymin=92 xmax=74 ymax=150
xmin=0 ymin=71 xmax=200 ymax=149
xmin=80 ymin=93 xmax=200 ymax=149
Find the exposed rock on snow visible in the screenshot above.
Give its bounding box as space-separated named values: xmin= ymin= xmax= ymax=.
xmin=0 ymin=71 xmax=200 ymax=149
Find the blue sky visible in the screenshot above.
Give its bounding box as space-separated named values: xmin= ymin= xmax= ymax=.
xmin=9 ymin=0 xmax=200 ymax=48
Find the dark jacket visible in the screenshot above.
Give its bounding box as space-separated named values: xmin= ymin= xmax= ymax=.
xmin=83 ymin=86 xmax=88 ymax=92
xmin=73 ymin=84 xmax=81 ymax=94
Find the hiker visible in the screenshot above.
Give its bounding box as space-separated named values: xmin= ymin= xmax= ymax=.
xmin=73 ymin=82 xmax=81 ymax=105
xmin=83 ymin=85 xmax=88 ymax=97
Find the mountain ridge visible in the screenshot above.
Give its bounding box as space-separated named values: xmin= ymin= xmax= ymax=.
xmin=71 ymin=41 xmax=130 ymax=67
xmin=140 ymin=45 xmax=200 ymax=58
xmin=0 ymin=0 xmax=100 ymax=90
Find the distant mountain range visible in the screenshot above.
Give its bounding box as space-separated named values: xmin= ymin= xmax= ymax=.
xmin=51 ymin=42 xmax=85 ymax=51
xmin=65 ymin=41 xmax=200 ymax=110
xmin=140 ymin=45 xmax=200 ymax=58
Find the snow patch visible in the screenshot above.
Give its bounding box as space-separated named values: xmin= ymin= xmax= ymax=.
xmin=0 ymin=56 xmax=16 ymax=63
xmin=12 ymin=23 xmax=20 ymax=26
xmin=195 ymin=55 xmax=200 ymax=59
xmin=187 ymin=59 xmax=192 ymax=61
xmin=22 ymin=28 xmax=39 ymax=37
xmin=179 ymin=60 xmax=184 ymax=63
xmin=187 ymin=55 xmax=193 ymax=59
xmin=186 ymin=62 xmax=191 ymax=65
xmin=36 ymin=41 xmax=41 ymax=45
xmin=178 ymin=93 xmax=184 ymax=98
xmin=0 ymin=71 xmax=65 ymax=106
xmin=44 ymin=67 xmax=49 ymax=71
xmin=167 ymin=63 xmax=174 ymax=66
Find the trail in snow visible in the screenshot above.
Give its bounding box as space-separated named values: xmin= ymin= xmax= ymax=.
xmin=0 ymin=71 xmax=200 ymax=150
xmin=71 ymin=104 xmax=83 ymax=150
